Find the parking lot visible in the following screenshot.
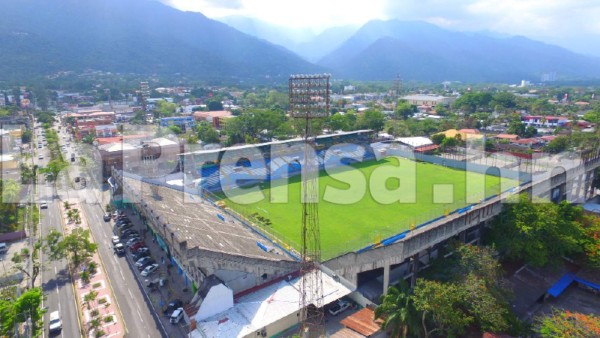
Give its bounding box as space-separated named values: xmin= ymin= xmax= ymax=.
xmin=109 ymin=209 xmax=193 ymax=337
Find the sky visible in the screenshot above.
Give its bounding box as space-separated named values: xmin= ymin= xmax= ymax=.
xmin=160 ymin=0 xmax=600 ymax=56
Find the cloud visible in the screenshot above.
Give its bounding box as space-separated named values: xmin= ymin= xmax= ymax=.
xmin=161 ymin=0 xmax=600 ymax=56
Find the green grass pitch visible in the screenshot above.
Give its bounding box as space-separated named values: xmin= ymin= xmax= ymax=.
xmin=219 ymin=157 xmax=518 ymax=260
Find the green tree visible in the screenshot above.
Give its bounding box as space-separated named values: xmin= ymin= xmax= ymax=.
xmin=395 ymin=100 xmax=415 ymax=120
xmin=207 ymin=99 xmax=223 ymax=111
xmin=491 ymin=92 xmax=517 ymax=110
xmin=413 ymin=280 xmax=471 ymax=338
xmin=155 ymin=100 xmax=177 ymax=118
xmin=375 ymin=282 xmax=421 ymax=338
xmin=489 ymin=194 xmax=584 ymax=267
xmin=44 ymin=228 xmax=98 ymax=270
xmin=82 ymin=134 xmax=95 ymax=145
xmin=13 ymin=288 xmax=44 ymax=337
xmin=39 ymin=159 xmax=68 ymax=183
xmin=544 ymin=136 xmax=569 ymax=153
xmin=196 ymin=121 xmax=220 ymax=144
xmin=357 ymin=109 xmax=385 ymax=131
xmin=430 ymin=134 xmax=445 ymax=145
xmin=329 ymin=113 xmax=350 ymax=131
xmin=21 ymin=130 xmax=32 ymax=144
xmin=168 ymin=125 xmax=183 ymax=135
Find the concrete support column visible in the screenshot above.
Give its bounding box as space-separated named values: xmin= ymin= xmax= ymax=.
xmin=459 ymin=230 xmax=466 ymax=244
xmin=409 ymin=253 xmax=419 ymax=288
xmin=382 ymin=264 xmax=390 ymax=295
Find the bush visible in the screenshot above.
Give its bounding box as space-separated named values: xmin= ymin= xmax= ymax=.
xmin=88 ymin=261 xmax=98 ymax=275
xmin=92 ymin=282 xmax=101 ymax=289
xmin=103 ymin=315 xmax=113 ymax=323
xmin=81 ymin=270 xmax=91 ymax=284
xmin=98 ymin=298 xmax=107 ymax=305
xmin=90 ymin=309 xmax=99 ymax=317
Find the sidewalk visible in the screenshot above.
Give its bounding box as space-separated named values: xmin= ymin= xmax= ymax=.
xmin=60 ymin=200 xmax=125 ymax=338
xmin=121 ymin=208 xmax=193 ymax=337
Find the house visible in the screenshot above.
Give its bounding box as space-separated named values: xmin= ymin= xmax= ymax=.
xmin=192 ymin=110 xmax=233 ymax=129
xmin=522 ymin=115 xmax=569 ymax=128
xmin=494 ymin=134 xmax=519 ymax=141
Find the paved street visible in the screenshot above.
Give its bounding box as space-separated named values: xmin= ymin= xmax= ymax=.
xmin=34 ymin=127 xmax=80 ymax=338
xmin=33 ymin=124 xmax=166 ymax=337
xmin=55 ymin=125 xmax=167 ymax=338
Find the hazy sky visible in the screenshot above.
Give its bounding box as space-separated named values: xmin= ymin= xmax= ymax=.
xmin=161 ymin=0 xmax=600 ymax=56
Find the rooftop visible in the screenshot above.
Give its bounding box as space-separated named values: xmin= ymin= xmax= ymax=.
xmin=190 ymin=270 xmax=353 ymax=338
xmin=122 ymin=176 xmax=294 ymax=261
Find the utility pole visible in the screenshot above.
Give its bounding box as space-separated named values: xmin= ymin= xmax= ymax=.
xmin=289 ymin=74 xmax=330 ymax=337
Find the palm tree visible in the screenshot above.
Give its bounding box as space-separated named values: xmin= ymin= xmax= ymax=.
xmin=375 ymin=282 xmax=422 ymax=338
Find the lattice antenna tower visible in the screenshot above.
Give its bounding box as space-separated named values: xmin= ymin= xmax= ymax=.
xmin=289 ymin=74 xmax=330 ymax=337
xmin=139 ymin=81 xmax=150 ymax=112
xmin=392 ymin=73 xmax=402 ymax=99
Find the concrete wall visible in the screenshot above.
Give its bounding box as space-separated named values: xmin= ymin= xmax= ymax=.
xmin=324 ymin=200 xmax=503 ymax=285
xmin=245 ymin=311 xmax=300 ymax=338
xmin=195 ymin=284 xmax=234 ymax=321
xmin=187 ymin=249 xmax=299 ymax=294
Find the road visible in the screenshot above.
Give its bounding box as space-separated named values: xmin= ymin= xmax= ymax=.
xmin=34 ymin=126 xmax=80 ymax=338
xmin=55 ymin=124 xmax=167 ymax=337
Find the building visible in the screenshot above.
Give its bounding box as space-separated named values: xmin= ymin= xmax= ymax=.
xmin=159 ymin=116 xmax=196 ymax=132
xmin=435 ymin=129 xmax=483 ymax=141
xmin=189 ymin=270 xmax=352 ymax=338
xmin=95 ymin=137 xmax=181 ymax=179
xmin=522 ymin=115 xmax=569 ymax=128
xmin=395 ymin=136 xmax=439 ymax=153
xmin=192 ymin=110 xmax=233 ymax=129
xmin=402 ymin=94 xmax=455 ymax=107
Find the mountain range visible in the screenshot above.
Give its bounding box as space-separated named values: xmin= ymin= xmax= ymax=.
xmin=1 ymin=0 xmax=600 ymax=83
xmin=0 ymin=0 xmax=321 ymax=83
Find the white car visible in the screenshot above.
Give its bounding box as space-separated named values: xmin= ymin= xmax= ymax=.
xmin=170 ymin=308 xmax=184 ymax=324
xmin=111 ymin=236 xmax=120 ymax=245
xmin=48 ymin=311 xmax=62 ymax=333
xmin=328 ymin=300 xmax=351 ymax=316
xmin=40 ymin=202 xmax=48 ymax=209
xmin=141 ymin=263 xmax=159 ymax=277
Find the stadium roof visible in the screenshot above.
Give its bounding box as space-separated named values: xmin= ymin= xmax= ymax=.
xmin=180 ymin=129 xmax=373 ymax=156
xmin=190 ymin=269 xmax=352 ymax=338
xmin=121 ymin=176 xmax=294 ymax=261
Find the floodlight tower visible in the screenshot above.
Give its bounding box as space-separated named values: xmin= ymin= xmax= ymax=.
xmin=289 ymin=74 xmax=330 ymax=337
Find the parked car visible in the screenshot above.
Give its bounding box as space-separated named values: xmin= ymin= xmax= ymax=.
xmin=129 ymin=242 xmax=145 ymax=252
xmin=113 ymin=243 xmax=125 ymax=256
xmin=137 ymin=258 xmax=156 ymax=271
xmin=170 ymin=308 xmax=184 ymax=324
xmin=48 ymin=311 xmax=62 ymax=333
xmin=163 ymin=299 xmax=183 ymax=316
xmin=126 ymin=238 xmax=142 ymax=247
xmin=40 ymin=202 xmax=48 ymax=209
xmin=103 ymin=213 xmax=111 ymax=222
xmin=117 ymin=224 xmax=133 ymax=233
xmin=119 ymin=230 xmax=137 ymax=239
xmin=328 ymin=300 xmax=351 ymax=316
xmin=135 ymin=256 xmax=153 ymax=268
xmin=141 ymin=263 xmax=159 ymax=277
xmin=116 ymin=221 xmax=132 ymax=228
xmin=132 ymin=251 xmax=150 ymax=261
xmin=111 ymin=236 xmax=120 ymax=245
xmin=133 ymin=247 xmax=150 ymax=255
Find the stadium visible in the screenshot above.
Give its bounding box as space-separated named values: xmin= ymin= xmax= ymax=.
xmin=181 ymin=130 xmax=520 ymax=261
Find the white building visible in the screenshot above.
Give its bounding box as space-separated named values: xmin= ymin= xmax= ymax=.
xmin=190 ymin=270 xmax=352 ymax=338
xmin=402 ymin=94 xmax=455 ymax=107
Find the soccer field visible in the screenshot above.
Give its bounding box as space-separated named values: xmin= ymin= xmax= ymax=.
xmin=219 ymin=157 xmax=518 ymax=260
